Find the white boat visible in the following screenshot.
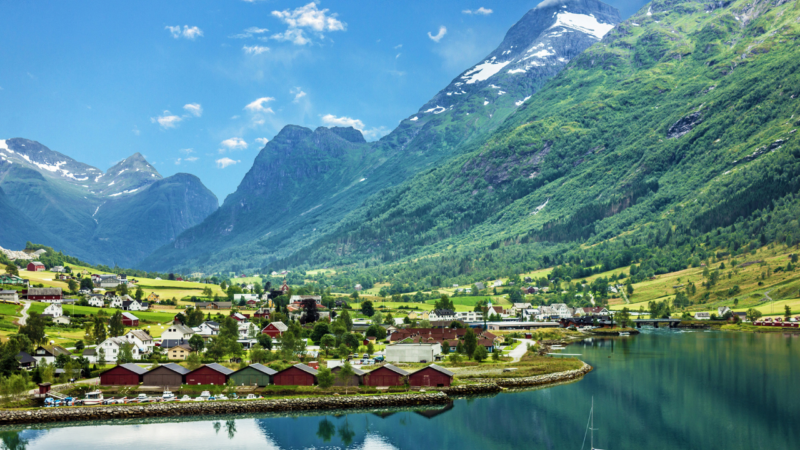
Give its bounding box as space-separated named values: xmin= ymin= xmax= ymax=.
xmin=619 ymin=332 xmax=630 ymax=337
xmin=134 ymin=394 xmax=150 ymax=403
xmin=217 ymin=394 xmax=228 ymax=400
xmin=584 ymin=397 xmax=604 ymax=450
xmin=199 ymin=390 xmax=211 ymax=400
xmin=80 ymin=391 xmax=104 ymax=406
xmin=179 ymin=395 xmax=192 ymax=402
xmin=162 ymin=391 xmax=176 ymax=401
xmin=246 ymin=394 xmax=256 ymax=400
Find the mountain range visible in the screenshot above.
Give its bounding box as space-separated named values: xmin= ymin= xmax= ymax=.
xmin=0 ymin=138 xmax=218 ymax=267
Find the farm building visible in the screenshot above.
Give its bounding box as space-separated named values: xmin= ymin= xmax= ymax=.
xmin=273 ymin=364 xmax=318 ymax=386
xmin=331 ymin=365 xmax=365 ymax=387
xmin=121 ymin=312 xmax=139 ymax=327
xmin=185 ymin=363 xmax=233 ymax=385
xmin=142 ymin=363 xmax=190 ymax=386
xmin=385 ymin=343 xmax=442 ymax=363
xmin=261 ymin=321 xmax=288 ymax=338
xmin=26 ymin=288 xmax=62 ymax=302
xmin=27 ymin=262 xmax=45 ymax=272
xmin=100 ymin=363 xmax=147 ymax=385
xmin=409 ymin=364 xmax=454 ymax=387
xmin=229 ymin=363 xmax=276 ymax=387
xmin=364 ymin=364 xmax=408 ymax=387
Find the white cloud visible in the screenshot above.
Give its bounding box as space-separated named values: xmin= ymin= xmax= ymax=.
xmin=291 ymin=87 xmax=307 ymax=102
xmin=255 ymin=137 xmax=270 ymax=146
xmin=270 ymin=2 xmax=345 ymax=45
xmin=243 ymin=45 xmax=270 ymax=55
xmin=221 ymin=137 xmax=248 ymax=150
xmin=394 ymin=44 xmax=402 ymax=49
xmin=396 ymin=53 xmax=401 ymax=59
xmin=151 ymin=111 xmax=182 ymax=129
xmin=230 ymin=26 xmax=269 ymax=39
xmin=270 ymin=29 xmax=310 ymax=45
xmin=244 ymin=97 xmax=275 ymax=113
xmin=132 ymin=126 xmax=140 ymax=136
xmin=463 ymin=7 xmax=493 ymax=15
xmin=166 ymin=25 xmax=204 ymax=40
xmin=322 ymin=114 xmax=365 ymax=130
xmin=362 ymin=126 xmax=390 ymax=141
xmin=428 ymin=26 xmax=447 ymax=43
xmin=179 ymin=148 xmax=195 ymax=155
xmin=185 ymin=156 xmax=198 ymax=162
xmin=216 ymin=157 xmax=240 ymax=168
xmin=174 ymin=158 xmax=182 ymax=165
xmin=183 ymin=103 xmax=203 ymax=117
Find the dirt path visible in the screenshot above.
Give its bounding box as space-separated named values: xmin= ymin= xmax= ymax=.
xmin=18 ymin=301 xmax=31 ymax=326
xmin=508 ymin=339 xmax=534 ymax=362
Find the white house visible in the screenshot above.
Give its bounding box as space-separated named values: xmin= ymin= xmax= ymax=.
xmin=428 ymin=309 xmax=456 ymax=322
xmin=88 ymin=296 xmax=105 ymax=308
xmin=160 ymin=323 xmax=195 ymax=342
xmin=238 ymin=322 xmax=258 ymax=339
xmin=386 ymin=343 xmax=442 ymax=363
xmin=718 ymin=306 xmax=732 ymax=317
xmin=194 ymin=321 xmax=220 ymax=336
xmin=493 ymin=280 xmax=503 ymax=288
xmin=455 ymin=311 xmax=483 ymax=322
xmin=43 ymin=303 xmax=63 ymax=318
xmin=695 ymin=312 xmax=711 ymax=320
xmin=233 ymin=293 xmax=259 ymax=302
xmin=108 ymin=296 xmax=124 ymax=309
xmin=124 ymin=330 xmax=154 ymax=356
xmin=97 ymin=337 xmax=142 ymax=362
xmin=122 ymin=300 xmax=145 ymax=311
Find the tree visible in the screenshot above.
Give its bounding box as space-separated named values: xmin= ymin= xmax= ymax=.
xmin=435 ymin=295 xmax=455 ymax=311
xmin=257 ymin=333 xmax=273 ymax=350
xmin=360 ymin=300 xmax=375 ymax=317
xmin=626 ymin=279 xmax=634 ymax=297
xmin=337 ymin=361 xmax=356 ymax=394
xmin=320 ymin=334 xmax=336 ymax=356
xmin=746 ymin=308 xmax=763 ymax=322
xmin=75 ymin=340 xmax=85 ymax=351
xmin=384 ymin=313 xmax=394 ymax=325
xmin=317 ymin=366 xmax=334 ymax=388
xmin=118 ymin=342 xmax=134 ymax=364
xmin=189 ymin=334 xmax=205 ymax=353
xmin=365 ymin=324 xmax=387 ymax=341
xmin=97 ymin=347 xmax=106 ymax=368
xmin=344 ymin=333 xmax=360 ymax=350
xmin=67 ymin=279 xmax=79 ymax=293
xmin=108 ymin=311 xmax=125 ymax=337
xmin=463 ymin=329 xmax=477 ymax=358
xmin=202 ymin=286 xmax=213 ymax=297
xmin=339 ymin=310 xmax=353 ymax=331
xmin=785 ymin=305 xmax=792 ymax=320
xmin=115 ymin=283 xmax=128 ymax=296
xmin=4 ymin=263 xmax=18 ymax=276
xmin=366 ymin=342 xmax=375 ymax=355
xmin=186 ymin=353 xmax=202 ymax=370
xmin=337 ymin=343 xmax=350 ymax=359
xmin=455 ymin=341 xmax=465 ymax=355
xmin=250 ymin=344 xmax=268 ymax=363
xmin=491 ymin=348 xmax=500 ymax=361
xmin=310 ymin=322 xmax=331 ymax=345
xmin=317 ymin=418 xmax=336 ymax=442
xmin=80 ymin=277 xmax=94 ymax=291
xmin=474 ymin=345 xmax=488 ymax=362
xmin=134 ymin=286 xmax=144 ymax=301
xmin=19 ymin=312 xmax=46 ymax=346
xmin=441 ymin=342 xmax=450 ymax=356
xmin=371 ymin=310 xmax=384 ymax=326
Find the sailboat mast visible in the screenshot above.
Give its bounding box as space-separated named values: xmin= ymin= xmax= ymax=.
xmin=591 ymin=397 xmax=594 ymax=450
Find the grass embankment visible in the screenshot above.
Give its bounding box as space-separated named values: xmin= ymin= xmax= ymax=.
xmin=454 ymin=351 xmax=583 ymax=379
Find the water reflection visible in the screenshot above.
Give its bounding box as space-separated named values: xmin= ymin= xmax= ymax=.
xmin=2 ymin=332 xmax=798 ymax=449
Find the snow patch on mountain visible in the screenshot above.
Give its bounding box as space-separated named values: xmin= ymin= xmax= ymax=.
xmin=550 ymin=12 xmax=614 ymax=39
xmin=461 ymin=60 xmax=511 ymax=84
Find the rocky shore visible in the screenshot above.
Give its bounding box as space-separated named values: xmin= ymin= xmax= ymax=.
xmin=468 ymin=362 xmax=593 ymax=387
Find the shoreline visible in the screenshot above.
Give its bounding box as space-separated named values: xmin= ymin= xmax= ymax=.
xmin=0 ymin=363 xmax=592 ymax=426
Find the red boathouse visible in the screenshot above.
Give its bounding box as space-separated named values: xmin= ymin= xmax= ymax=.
xmin=409 ymin=364 xmax=454 ymax=387
xmin=272 ymin=364 xmax=318 ymax=386
xmin=185 ymin=363 xmax=233 ymax=385
xmin=364 ymin=364 xmax=408 ymax=387
xmin=100 ymin=363 xmax=147 ymax=385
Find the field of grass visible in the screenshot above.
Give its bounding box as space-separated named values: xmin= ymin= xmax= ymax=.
xmin=0 ymin=303 xmax=21 ymax=317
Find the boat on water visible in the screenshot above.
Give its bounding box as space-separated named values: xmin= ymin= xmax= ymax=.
xmin=583 ymin=397 xmax=604 ymax=450
xmin=162 ymin=391 xmax=176 ymax=402
xmin=80 ymin=391 xmax=104 ymax=405
xmin=618 ymin=332 xmax=630 ymax=337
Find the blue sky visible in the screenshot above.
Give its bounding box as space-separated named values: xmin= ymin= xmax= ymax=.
xmin=0 ymin=0 xmax=648 ymax=201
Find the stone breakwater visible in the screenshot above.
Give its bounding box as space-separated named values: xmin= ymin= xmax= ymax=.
xmin=0 ymin=392 xmax=451 ymax=426
xmin=469 ymin=363 xmax=593 ymax=387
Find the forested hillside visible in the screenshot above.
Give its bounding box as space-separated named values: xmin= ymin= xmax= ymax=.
xmin=269 ymin=0 xmax=800 ymax=287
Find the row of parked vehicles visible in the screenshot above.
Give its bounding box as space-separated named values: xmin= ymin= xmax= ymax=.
xmin=46 ymin=391 xmax=263 ymax=407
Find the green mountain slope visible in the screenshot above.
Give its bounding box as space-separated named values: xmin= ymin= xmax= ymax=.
xmin=142 ymin=0 xmax=622 ymax=273
xmin=272 ymin=0 xmax=800 ymax=278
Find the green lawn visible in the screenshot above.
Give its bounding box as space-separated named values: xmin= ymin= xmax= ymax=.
xmin=0 ymin=303 xmax=21 ymax=317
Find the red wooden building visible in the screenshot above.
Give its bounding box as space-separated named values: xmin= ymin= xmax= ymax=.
xmin=25 ymin=288 xmax=63 ymax=301
xmin=364 ymin=364 xmax=408 ymax=387
xmin=185 ymin=363 xmax=233 ymax=385
xmin=121 ymin=312 xmax=139 ymax=327
xmin=409 ymin=364 xmax=454 ymax=387
xmin=100 ymin=363 xmax=147 ymax=385
xmin=27 ymin=261 xmax=45 ymax=272
xmin=273 ymin=364 xmax=318 ymax=386
xmin=261 ymin=321 xmax=288 ymax=338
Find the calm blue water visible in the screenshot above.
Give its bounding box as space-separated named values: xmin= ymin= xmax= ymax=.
xmin=3 ymin=330 xmax=799 ymax=449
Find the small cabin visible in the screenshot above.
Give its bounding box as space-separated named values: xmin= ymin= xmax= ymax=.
xmin=409 ymin=364 xmax=454 ymax=387
xmin=185 ymin=363 xmax=233 ymax=385
xmin=229 ymin=363 xmax=277 ymax=387
xmin=273 ymin=364 xmax=318 ymax=386
xmin=364 ymin=364 xmax=408 ymax=387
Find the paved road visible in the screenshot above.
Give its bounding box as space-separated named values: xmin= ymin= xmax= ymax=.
xmin=508 ymin=339 xmax=535 ymax=362
xmin=18 ymin=301 xmax=31 ymax=326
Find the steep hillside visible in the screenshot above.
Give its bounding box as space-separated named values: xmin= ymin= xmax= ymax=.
xmin=0 ymin=139 xmax=218 ymax=267
xmin=273 ymin=0 xmax=800 ymax=278
xmin=142 ymin=0 xmax=621 ymax=273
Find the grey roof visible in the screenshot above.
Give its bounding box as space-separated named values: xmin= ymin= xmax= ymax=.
xmin=201 ymin=363 xmax=234 ymax=376
xmin=290 ymin=363 xmax=318 ymax=376
xmin=157 ymin=363 xmax=191 ymax=375
xmin=82 ymin=348 xmax=97 ymax=356
xmin=379 ymin=364 xmax=409 ymax=376
xmin=122 ymin=312 xmax=139 ymax=321
xmin=420 ymin=364 xmax=454 ymax=377
xmin=332 ymin=365 xmax=365 ymax=376
xmin=159 ymin=339 xmax=190 ymax=349
xmin=27 ymin=288 xmax=62 ymax=296
xmin=16 ymin=351 xmax=36 ymax=364
xmin=126 ymin=330 xmax=152 ymax=341
xmin=237 ymin=363 xmax=277 ymax=376
xmin=0 ymin=290 xmax=17 ymax=294
xmin=267 ymin=321 xmax=288 ymax=332
xmin=170 ymin=323 xmax=195 ymax=334
xmin=118 ymin=363 xmax=148 ymax=375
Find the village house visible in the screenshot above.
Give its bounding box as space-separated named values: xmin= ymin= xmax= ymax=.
xmin=43 ymin=302 xmax=63 ymax=318
xmin=108 ymin=296 xmax=124 ymax=309
xmin=160 ymin=323 xmax=195 ymax=342
xmin=26 ymin=287 xmax=63 ymax=302
xmin=122 ymin=299 xmax=148 ymax=311
xmin=253 ymin=308 xmax=270 ymax=319
xmin=428 ymin=309 xmax=456 ymax=322
xmin=718 ymin=306 xmax=732 ymax=317
xmin=121 ymin=312 xmax=139 ymax=327
xmin=0 ymin=290 xmax=19 ymax=303
xmin=147 ymin=292 xmax=160 ymax=303
xmin=474 ymin=282 xmax=485 ymax=291
xmin=99 ymin=363 xmax=146 ymax=385
xmin=261 ymin=321 xmax=288 ymax=338
xmin=695 ymin=312 xmax=711 ymax=320
xmin=27 ymin=261 xmax=45 ymax=272
xmin=125 ymin=329 xmax=154 ymax=355
xmin=386 ymin=343 xmax=442 ymax=363
xmin=98 ymin=337 xmax=143 ymax=362
xmin=582 ymin=307 xmax=610 ymax=316
xmin=208 ymin=301 xmax=233 ymax=310
xmin=82 ymin=348 xmax=97 ymax=364
xmin=194 ymin=320 xmax=220 ymax=336
xmin=233 ymin=293 xmax=259 ymax=303
xmin=87 ymin=296 xmax=105 ymax=308
xmin=185 ymin=363 xmax=233 ymax=385
xmin=32 ymin=345 xmax=70 ymax=365
xmin=167 ymin=342 xmax=193 ymax=361
xmin=273 ymin=363 xmax=318 ymax=386
xmin=231 ymin=312 xmax=250 ymax=322
xmin=454 ymin=311 xmax=483 ymax=322
xmin=92 ymin=274 xmax=120 ymax=289
xmin=238 ymin=321 xmax=258 ymax=339
xmin=51 ymin=266 xmax=66 ymax=273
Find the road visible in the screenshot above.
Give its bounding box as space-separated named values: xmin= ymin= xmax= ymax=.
xmin=26 ymin=378 xmax=100 ymax=395
xmin=508 ymin=339 xmax=535 ymax=362
xmin=18 ymin=300 xmax=31 ymax=326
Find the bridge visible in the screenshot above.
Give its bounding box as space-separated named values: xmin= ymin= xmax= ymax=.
xmin=633 ymin=319 xmax=682 ymax=328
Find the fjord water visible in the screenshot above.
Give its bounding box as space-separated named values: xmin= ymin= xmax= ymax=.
xmin=4 ymin=331 xmax=798 ymax=450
